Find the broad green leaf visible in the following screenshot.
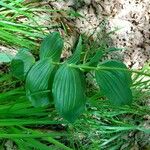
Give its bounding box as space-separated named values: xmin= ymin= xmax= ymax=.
xmin=40 ymin=32 xmax=64 ymax=62
xmin=95 ymin=60 xmax=132 ymax=106
xmin=11 ymin=48 xmax=35 ymax=80
xmin=0 ymin=53 xmax=13 ymax=63
xmin=100 ymin=60 xmax=132 ymax=85
xmin=26 ymin=59 xmax=56 ymax=107
xmin=52 ymin=64 xmax=86 ymax=123
xmin=67 ymin=36 xmax=82 ymax=64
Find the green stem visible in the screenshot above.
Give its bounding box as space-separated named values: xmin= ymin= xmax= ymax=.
xmin=71 ymin=64 xmax=150 ymax=77
xmin=52 ymin=61 xmax=150 ymax=77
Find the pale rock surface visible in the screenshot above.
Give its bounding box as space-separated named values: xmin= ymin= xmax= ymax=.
xmin=50 ymin=0 xmax=150 ymax=68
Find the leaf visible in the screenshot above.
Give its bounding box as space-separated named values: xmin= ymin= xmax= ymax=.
xmin=52 ymin=64 xmax=86 ymax=123
xmin=11 ymin=48 xmax=35 ymax=80
xmin=87 ymin=49 xmax=104 ymax=67
xmin=95 ymin=60 xmax=132 ymax=106
xmin=67 ymin=35 xmax=82 ymax=64
xmin=100 ymin=60 xmax=132 ymax=86
xmin=40 ymin=32 xmax=64 ymax=62
xmin=26 ymin=58 xmax=56 ymax=107
xmin=68 ymin=10 xmax=84 ymax=18
xmin=0 ymin=53 xmax=13 ymax=63
xmin=107 ymin=47 xmax=123 ymax=52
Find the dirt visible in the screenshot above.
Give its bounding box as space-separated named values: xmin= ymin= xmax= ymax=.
xmin=49 ymin=0 xmax=150 ymax=69
xmin=1 ymin=0 xmax=150 ymax=69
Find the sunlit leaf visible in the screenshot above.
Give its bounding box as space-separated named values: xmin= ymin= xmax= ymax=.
xmin=95 ymin=60 xmax=132 ymax=106
xmin=11 ymin=48 xmax=35 ymax=80
xmin=40 ymin=32 xmax=64 ymax=62
xmin=26 ymin=58 xmax=56 ymax=107
xmin=52 ymin=64 xmax=86 ymax=123
xmin=0 ymin=52 xmax=13 ymax=63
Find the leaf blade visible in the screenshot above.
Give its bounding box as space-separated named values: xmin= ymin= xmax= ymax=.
xmin=11 ymin=48 xmax=35 ymax=80
xmin=40 ymin=32 xmax=64 ymax=62
xmin=95 ymin=60 xmax=132 ymax=106
xmin=52 ymin=64 xmax=86 ymax=122
xmin=26 ymin=59 xmax=56 ymax=107
xmin=100 ymin=60 xmax=132 ymax=85
xmin=0 ymin=52 xmax=13 ymax=63
xmin=67 ymin=35 xmax=82 ymax=64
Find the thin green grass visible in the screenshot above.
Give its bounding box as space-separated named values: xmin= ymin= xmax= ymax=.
xmin=0 ymin=0 xmax=81 ymax=50
xmin=0 ymin=1 xmax=150 ymax=149
xmin=2 ymin=63 xmax=149 ymax=149
xmin=70 ymin=63 xmax=150 ymax=150
xmin=0 ymin=73 xmax=73 ymax=149
xmin=0 ymin=0 xmax=61 ymax=49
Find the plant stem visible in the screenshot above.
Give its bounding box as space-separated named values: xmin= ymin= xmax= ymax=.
xmin=70 ymin=64 xmax=150 ymax=77
xmin=52 ymin=61 xmax=150 ymax=77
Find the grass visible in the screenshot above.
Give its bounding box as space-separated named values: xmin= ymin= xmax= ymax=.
xmin=0 ymin=0 xmax=150 ymax=149
xmin=0 ymin=62 xmax=149 ymax=149
xmin=0 ymin=0 xmax=82 ymax=50
xmin=0 ymin=74 xmax=72 ymax=150
xmin=0 ymin=0 xmax=63 ymax=50
xmin=71 ymin=65 xmax=150 ymax=149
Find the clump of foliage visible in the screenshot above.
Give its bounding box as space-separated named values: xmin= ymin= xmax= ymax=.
xmin=11 ymin=32 xmax=133 ymax=123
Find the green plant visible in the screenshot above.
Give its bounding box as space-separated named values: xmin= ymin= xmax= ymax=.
xmin=0 ymin=0 xmax=82 ymax=50
xmin=11 ymin=32 xmax=134 ymax=123
xmin=0 ymin=77 xmax=72 ymax=150
xmin=0 ymin=63 xmax=149 ymax=149
xmin=72 ymin=63 xmax=150 ymax=149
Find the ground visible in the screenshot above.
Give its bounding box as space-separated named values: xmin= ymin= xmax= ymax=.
xmin=0 ymin=0 xmax=150 ymax=150
xmin=49 ymin=0 xmax=150 ymax=68
xmin=1 ymin=0 xmax=150 ymax=68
